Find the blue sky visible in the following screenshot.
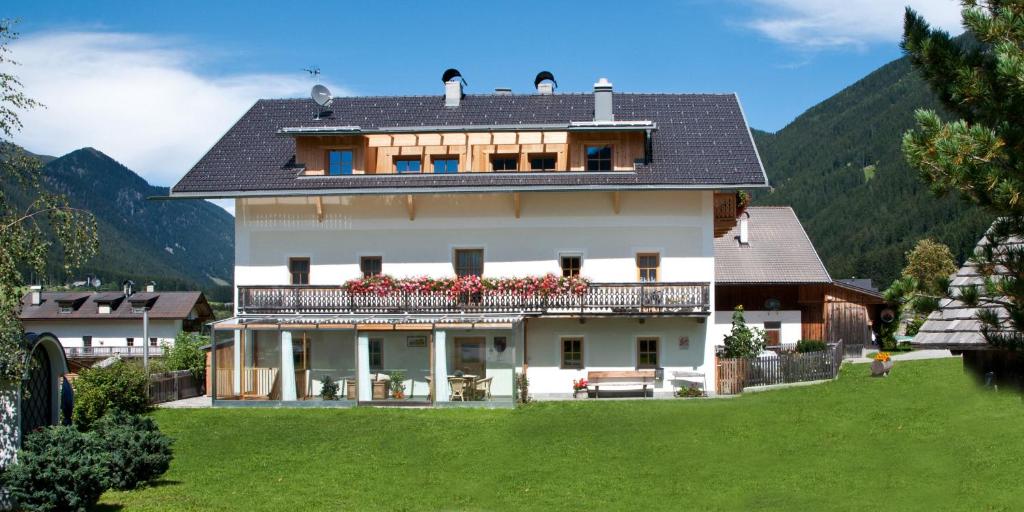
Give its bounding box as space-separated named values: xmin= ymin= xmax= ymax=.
xmin=4 ymin=0 xmax=963 ymax=197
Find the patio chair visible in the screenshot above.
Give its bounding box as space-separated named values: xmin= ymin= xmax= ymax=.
xmin=448 ymin=377 xmax=467 ymax=401
xmin=474 ymin=377 xmax=493 ymax=400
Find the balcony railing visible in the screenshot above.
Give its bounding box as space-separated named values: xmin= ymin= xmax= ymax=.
xmin=65 ymin=346 xmax=165 ymax=358
xmin=237 ymin=282 xmax=710 ymax=316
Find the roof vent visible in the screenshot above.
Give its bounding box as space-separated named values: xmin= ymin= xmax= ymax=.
xmin=535 ymin=71 xmax=557 ymax=95
xmin=442 ymin=68 xmax=466 ymax=107
xmin=494 ymin=87 xmax=512 ymax=96
xmin=593 ymin=77 xmax=614 ymax=121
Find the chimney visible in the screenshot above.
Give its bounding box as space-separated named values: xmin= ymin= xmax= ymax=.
xmin=445 ymin=79 xmax=462 ymax=107
xmin=29 ymin=285 xmax=41 ymax=306
xmin=494 ymin=87 xmax=512 ymax=96
xmin=122 ymin=279 xmax=135 ymax=297
xmin=146 ymin=281 xmax=156 ymax=293
xmin=534 ymin=71 xmax=557 ymax=95
xmin=593 ymin=78 xmax=614 ymax=122
xmin=739 ymin=214 xmax=750 ymax=245
xmin=537 ymin=82 xmax=553 ymax=95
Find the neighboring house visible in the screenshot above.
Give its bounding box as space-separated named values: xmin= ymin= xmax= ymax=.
xmin=714 ymin=207 xmax=885 ymax=356
xmin=18 ymin=287 xmax=214 ymax=359
xmin=913 ymin=231 xmax=1023 ymax=388
xmin=169 ymin=70 xmax=854 ymax=404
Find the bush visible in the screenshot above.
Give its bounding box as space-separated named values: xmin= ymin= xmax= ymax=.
xmin=2 ymin=426 xmax=110 ymax=511
xmin=73 ymin=359 xmax=150 ymax=429
xmin=92 ymin=410 xmax=173 ymax=490
xmin=160 ymin=332 xmax=208 ymax=382
xmin=721 ymin=306 xmax=767 ymax=358
xmin=319 ymin=375 xmax=339 ymax=400
xmin=514 ymin=372 xmax=531 ymax=404
xmin=677 ymin=385 xmax=704 ymax=398
xmin=796 ymin=340 xmax=827 ymax=353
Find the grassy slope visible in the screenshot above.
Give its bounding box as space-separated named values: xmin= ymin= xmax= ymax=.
xmin=103 ymin=359 xmax=1023 ymax=511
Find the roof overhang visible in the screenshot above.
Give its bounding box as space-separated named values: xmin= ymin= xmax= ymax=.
xmin=276 ymin=121 xmax=657 ymax=137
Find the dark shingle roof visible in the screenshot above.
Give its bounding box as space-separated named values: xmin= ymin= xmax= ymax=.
xmin=20 ymin=291 xmax=213 ymax=321
xmin=171 ymin=93 xmax=768 ymax=196
xmin=714 ymin=207 xmax=831 ymax=284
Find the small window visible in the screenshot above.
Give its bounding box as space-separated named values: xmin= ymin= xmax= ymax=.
xmin=394 ymin=157 xmax=422 ymax=173
xmin=126 ymin=337 xmax=134 ymax=347
xmin=369 ymin=338 xmax=383 ymax=372
xmin=560 ymin=255 xmax=582 ymax=277
xmin=150 ymin=337 xmax=158 ymax=347
xmin=529 ymin=153 xmax=557 ymax=171
xmin=764 ymin=321 xmax=782 ymax=346
xmin=83 ymin=336 xmax=92 ymax=348
xmin=561 ymin=337 xmax=584 ymax=369
xmin=289 ymin=257 xmax=310 ymax=285
xmin=586 ymin=145 xmax=613 ymax=171
xmin=454 ymin=249 xmax=484 ymax=277
xmin=327 ymin=149 xmax=354 ymax=176
xmin=637 ymin=253 xmax=659 ymax=282
xmin=360 ymin=256 xmax=382 ymax=277
xmin=58 ymin=306 xmax=73 ymax=314
xmin=432 ymin=156 xmax=459 ymax=174
xmin=637 ymin=337 xmax=659 ymax=368
xmin=490 ymin=154 xmax=518 ymax=172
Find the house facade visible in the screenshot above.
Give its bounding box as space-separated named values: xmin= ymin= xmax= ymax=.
xmin=171 ymin=71 xmax=774 ymax=405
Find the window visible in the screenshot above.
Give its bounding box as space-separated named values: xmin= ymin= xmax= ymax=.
xmin=529 ymin=153 xmax=557 ymax=171
xmin=560 ymin=255 xmax=582 ymax=277
xmin=289 ymin=257 xmax=310 ymax=285
xmin=586 ymin=145 xmax=613 ymax=171
xmin=561 ymin=337 xmax=584 ymax=369
xmin=83 ymin=336 xmax=92 ymax=348
xmin=637 ymin=253 xmax=660 ymax=282
xmin=360 ymin=256 xmax=382 ymax=277
xmin=454 ymin=249 xmax=484 ymax=277
xmin=150 ymin=337 xmax=158 ymax=347
xmin=58 ymin=306 xmax=73 ymax=314
xmin=394 ymin=157 xmax=422 ymax=173
xmin=490 ymin=154 xmax=518 ymax=172
xmin=369 ymin=338 xmax=383 ymax=372
xmin=764 ymin=321 xmax=782 ymax=346
xmin=637 ymin=337 xmax=659 ymax=368
xmin=327 ymin=149 xmax=354 ymax=176
xmin=432 ymin=156 xmax=459 ymax=174
xmin=126 ymin=337 xmax=134 ymax=347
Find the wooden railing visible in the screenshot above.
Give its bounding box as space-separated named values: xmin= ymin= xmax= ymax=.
xmin=716 ymin=342 xmax=844 ymax=395
xmin=65 ymin=346 xmax=165 ymax=358
xmin=241 ymin=367 xmax=279 ymax=399
xmin=237 ymin=282 xmax=710 ymax=316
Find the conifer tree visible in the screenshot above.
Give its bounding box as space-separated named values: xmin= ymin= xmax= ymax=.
xmin=902 ymin=2 xmax=1024 ymax=349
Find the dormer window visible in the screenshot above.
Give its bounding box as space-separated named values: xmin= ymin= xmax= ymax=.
xmin=394 ymin=157 xmax=422 ymax=174
xmin=132 ymin=306 xmax=146 ymax=314
xmin=529 ymin=153 xmax=557 ymax=171
xmin=327 ymin=149 xmax=354 ymax=176
xmin=432 ymin=156 xmax=459 ymax=174
xmin=490 ymin=155 xmax=518 ymax=172
xmin=58 ymin=306 xmax=73 ymax=314
xmin=586 ymin=145 xmax=613 ymax=171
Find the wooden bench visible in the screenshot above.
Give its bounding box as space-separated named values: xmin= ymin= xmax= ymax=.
xmin=587 ymin=370 xmax=656 ymax=398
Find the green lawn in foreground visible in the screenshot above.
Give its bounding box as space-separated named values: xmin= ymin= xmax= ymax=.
xmin=100 ymin=359 xmax=1024 ymax=511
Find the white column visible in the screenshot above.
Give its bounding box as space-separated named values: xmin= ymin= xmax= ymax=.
xmin=356 ymin=331 xmax=371 ymax=402
xmin=433 ymin=330 xmax=448 ymax=403
xmin=280 ymin=331 xmax=297 ymax=401
xmin=232 ymin=330 xmax=242 ymax=394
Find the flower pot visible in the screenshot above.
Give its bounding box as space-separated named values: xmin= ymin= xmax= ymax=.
xmin=871 ymin=359 xmax=894 ymax=377
xmin=372 ymin=381 xmax=388 ymax=400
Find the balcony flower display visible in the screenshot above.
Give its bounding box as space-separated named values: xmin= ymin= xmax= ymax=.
xmin=343 ymin=274 xmax=591 ymax=299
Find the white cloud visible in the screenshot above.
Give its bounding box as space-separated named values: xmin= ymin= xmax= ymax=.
xmin=742 ymin=0 xmax=964 ymax=48
xmin=4 ymin=31 xmax=348 ymax=215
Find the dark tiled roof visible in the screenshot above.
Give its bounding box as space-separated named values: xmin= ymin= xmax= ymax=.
xmin=20 ymin=291 xmax=213 ymax=321
xmin=171 ymin=93 xmax=768 ymax=196
xmin=714 ymin=207 xmax=831 ymax=284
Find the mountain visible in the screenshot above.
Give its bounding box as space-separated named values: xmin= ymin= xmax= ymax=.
xmin=14 ymin=147 xmax=234 ymax=300
xmin=752 ymin=54 xmax=994 ymax=289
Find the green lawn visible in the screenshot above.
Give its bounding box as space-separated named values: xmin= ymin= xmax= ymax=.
xmin=101 ymin=359 xmax=1024 ymax=511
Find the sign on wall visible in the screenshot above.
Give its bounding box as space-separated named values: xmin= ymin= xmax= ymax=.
xmin=678 ymin=336 xmax=689 ymax=349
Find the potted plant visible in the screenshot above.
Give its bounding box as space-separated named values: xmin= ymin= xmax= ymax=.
xmin=388 ymin=370 xmax=407 ymax=399
xmin=319 ymin=375 xmax=339 ymax=401
xmin=572 ymin=378 xmax=588 ymax=398
xmin=871 ymin=352 xmax=894 ymax=377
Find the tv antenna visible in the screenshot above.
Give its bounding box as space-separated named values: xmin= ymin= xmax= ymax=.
xmin=303 ymin=66 xmax=321 ymax=83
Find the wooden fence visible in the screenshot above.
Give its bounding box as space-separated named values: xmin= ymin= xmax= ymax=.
xmin=149 ymin=370 xmax=203 ymax=404
xmin=716 ymin=342 xmax=844 ymax=395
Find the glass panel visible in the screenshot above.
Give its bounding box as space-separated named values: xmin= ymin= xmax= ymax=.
xmin=433 ymin=158 xmax=458 ymax=174
xmin=328 ymin=150 xmax=353 ymax=176
xmin=360 ymin=256 xmax=382 ymax=277
xmin=289 ymin=258 xmax=310 ymax=285
xmin=562 ymin=338 xmax=582 ymax=369
xmin=560 ymin=256 xmax=581 ymax=277
xmin=491 ymin=155 xmax=518 ymax=171
xmin=586 ymin=145 xmax=612 ymax=171
xmin=445 ymin=332 xmax=516 ymax=405
xmin=396 ymin=158 xmax=422 ymax=173
xmin=638 ymin=338 xmax=659 ymax=368
xmin=369 ymin=338 xmax=383 ymax=372
xmin=455 ymin=249 xmax=483 ymax=277
xmin=530 ymin=154 xmax=556 ymax=171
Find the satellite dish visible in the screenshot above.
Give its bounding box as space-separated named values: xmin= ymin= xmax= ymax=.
xmin=311 ymin=84 xmax=333 ymax=107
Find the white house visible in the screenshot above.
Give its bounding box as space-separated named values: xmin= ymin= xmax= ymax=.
xmin=19 ymin=287 xmax=214 ymax=359
xmin=167 ymin=70 xmax=841 ymax=405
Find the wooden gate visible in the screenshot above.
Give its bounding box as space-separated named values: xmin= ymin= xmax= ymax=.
xmin=827 ymin=301 xmax=871 ymax=357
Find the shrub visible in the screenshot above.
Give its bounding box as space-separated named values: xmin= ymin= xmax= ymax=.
xmin=514 ymin=372 xmax=531 ymax=404
xmin=677 ymin=385 xmax=704 ymax=398
xmin=73 ymin=359 xmax=150 ymax=429
xmin=319 ymin=375 xmax=339 ymax=400
xmin=721 ymin=306 xmax=766 ymax=358
xmin=92 ymin=410 xmax=173 ymax=490
xmin=3 ymin=426 xmax=110 ymax=511
xmin=796 ymin=340 xmax=827 ymax=353
xmin=161 ymin=332 xmax=208 ymax=382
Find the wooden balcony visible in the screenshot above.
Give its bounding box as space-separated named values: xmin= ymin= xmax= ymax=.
xmin=237 ymin=282 xmax=710 ymax=317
